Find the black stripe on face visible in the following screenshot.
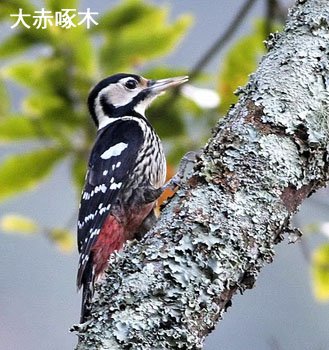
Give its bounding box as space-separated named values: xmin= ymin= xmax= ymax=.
xmin=99 ymin=87 xmax=152 ymax=120
xmin=88 ymin=74 xmax=142 ymax=126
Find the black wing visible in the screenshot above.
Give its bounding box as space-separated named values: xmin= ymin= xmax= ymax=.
xmin=77 ymin=119 xmax=144 ymax=288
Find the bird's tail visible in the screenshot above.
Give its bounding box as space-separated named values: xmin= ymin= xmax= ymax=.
xmin=80 ymin=261 xmax=94 ymax=323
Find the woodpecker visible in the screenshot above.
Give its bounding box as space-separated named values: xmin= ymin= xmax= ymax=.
xmin=77 ymin=73 xmax=188 ymax=323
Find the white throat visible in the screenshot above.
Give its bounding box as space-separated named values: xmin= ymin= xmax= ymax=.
xmin=134 ymin=95 xmax=157 ymax=116
xmin=98 ymin=116 xmax=116 ymax=130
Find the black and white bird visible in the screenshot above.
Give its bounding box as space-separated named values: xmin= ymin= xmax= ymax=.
xmin=77 ymin=73 xmax=188 ymax=322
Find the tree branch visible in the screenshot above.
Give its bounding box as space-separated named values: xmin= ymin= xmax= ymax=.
xmin=74 ymin=0 xmax=329 ymax=348
xmin=189 ymin=0 xmax=257 ymax=81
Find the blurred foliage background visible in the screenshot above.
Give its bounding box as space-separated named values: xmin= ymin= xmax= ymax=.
xmin=0 ymin=0 xmax=328 ymax=312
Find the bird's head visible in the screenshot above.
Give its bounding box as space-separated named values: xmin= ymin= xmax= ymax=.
xmin=88 ymin=73 xmax=188 ymax=129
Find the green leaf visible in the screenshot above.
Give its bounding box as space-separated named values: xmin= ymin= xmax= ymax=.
xmin=45 ymin=0 xmax=77 ymax=12
xmin=312 ymin=243 xmax=329 ymax=301
xmin=57 ymin=27 xmax=95 ymax=77
xmin=23 ymin=93 xmax=66 ymax=114
xmin=0 ymin=32 xmax=37 ymax=58
xmin=148 ymin=93 xmax=185 ymax=138
xmin=218 ymin=20 xmax=282 ymax=114
xmin=94 ymin=0 xmax=159 ymax=32
xmin=22 ymin=95 xmax=81 ymax=141
xmin=0 ymin=28 xmax=49 ymax=58
xmin=49 ymin=228 xmax=75 ymax=253
xmin=4 ymin=57 xmax=66 ymax=91
xmin=0 ymin=113 xmax=79 ymax=145
xmin=0 ymin=78 xmax=10 ymax=116
xmin=0 ymin=116 xmax=46 ymax=143
xmin=0 ymin=1 xmax=36 ymax=22
xmin=0 ymin=147 xmax=66 ymax=201
xmin=71 ymin=153 xmax=88 ymax=192
xmin=4 ymin=55 xmax=92 ymax=120
xmin=100 ymin=6 xmax=192 ymax=72
xmin=142 ymin=66 xmax=188 ymax=80
xmin=0 ymin=214 xmax=39 ymax=234
xmin=47 ymin=22 xmax=96 ymax=77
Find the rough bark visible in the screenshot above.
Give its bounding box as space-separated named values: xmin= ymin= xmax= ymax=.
xmin=74 ymin=0 xmax=329 ymax=348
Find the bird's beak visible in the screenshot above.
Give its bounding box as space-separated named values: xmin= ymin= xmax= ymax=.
xmin=147 ymin=76 xmax=189 ymax=95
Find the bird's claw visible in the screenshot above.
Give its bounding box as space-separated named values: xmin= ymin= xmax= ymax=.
xmin=162 ymin=150 xmax=199 ymax=191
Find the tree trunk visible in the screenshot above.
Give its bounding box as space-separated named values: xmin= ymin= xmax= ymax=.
xmin=74 ymin=0 xmax=329 ymax=348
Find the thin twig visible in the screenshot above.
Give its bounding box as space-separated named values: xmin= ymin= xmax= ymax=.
xmin=188 ymin=0 xmax=258 ymax=81
xmin=265 ymin=0 xmax=277 ymax=37
xmin=265 ymin=0 xmax=288 ymax=36
xmin=294 ymin=216 xmax=312 ymax=264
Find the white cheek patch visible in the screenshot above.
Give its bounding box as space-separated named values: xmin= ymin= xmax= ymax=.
xmin=108 ymin=82 xmax=141 ymax=107
xmin=96 ymin=83 xmax=142 ymax=129
xmin=100 ymin=142 xmax=128 ymax=159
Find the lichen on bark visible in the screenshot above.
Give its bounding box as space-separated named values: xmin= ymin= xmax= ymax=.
xmin=74 ymin=1 xmax=329 ymax=349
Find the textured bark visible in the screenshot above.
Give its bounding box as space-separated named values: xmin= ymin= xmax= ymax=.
xmin=74 ymin=0 xmax=329 ymax=348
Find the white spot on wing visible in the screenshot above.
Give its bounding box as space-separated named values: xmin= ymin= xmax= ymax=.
xmin=81 ymin=254 xmax=89 ymax=264
xmin=78 ymin=221 xmax=84 ymax=229
xmin=82 ymin=192 xmax=90 ymax=200
xmin=85 ymin=212 xmax=96 ymax=222
xmin=100 ymin=203 xmax=111 ymax=215
xmin=109 ymin=182 xmax=122 ymax=190
xmin=100 ymin=142 xmax=128 ymax=160
xmin=94 ymin=184 xmax=107 ymax=193
xmin=90 ymin=230 xmax=99 ymax=239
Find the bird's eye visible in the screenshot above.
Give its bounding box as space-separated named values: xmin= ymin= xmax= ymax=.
xmin=124 ymin=79 xmax=138 ymax=90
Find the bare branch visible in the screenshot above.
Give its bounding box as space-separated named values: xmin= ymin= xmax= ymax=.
xmin=189 ymin=0 xmax=257 ymax=81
